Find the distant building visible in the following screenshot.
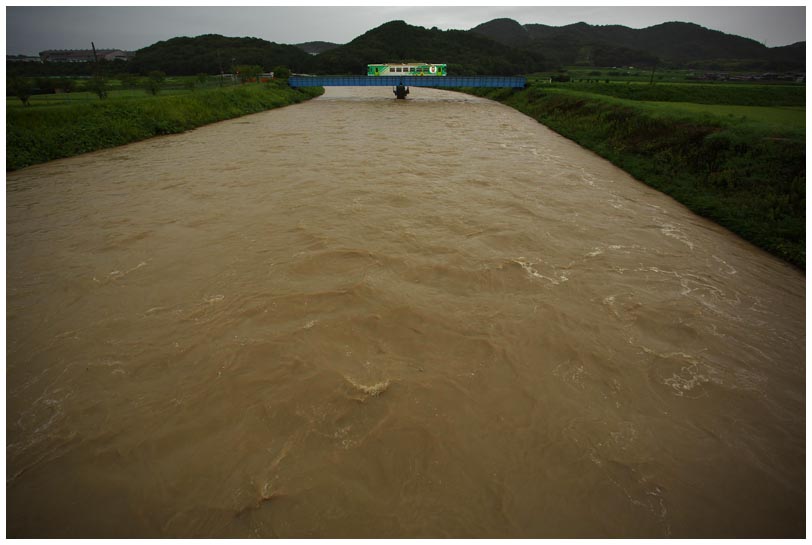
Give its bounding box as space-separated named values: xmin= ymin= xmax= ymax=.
xmin=39 ymin=49 xmax=135 ymax=62
xmin=6 ymin=54 xmax=42 ymax=62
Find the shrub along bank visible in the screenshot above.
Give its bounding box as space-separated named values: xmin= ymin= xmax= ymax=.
xmin=466 ymin=85 xmax=805 ymax=269
xmin=7 ymin=81 xmax=323 ymax=171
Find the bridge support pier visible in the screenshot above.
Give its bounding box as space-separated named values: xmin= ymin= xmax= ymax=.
xmin=393 ymin=83 xmax=410 ymax=99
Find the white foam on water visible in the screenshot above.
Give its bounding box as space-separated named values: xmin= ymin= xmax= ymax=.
xmin=93 ymin=260 xmax=149 ymax=284
xmin=344 ymin=376 xmax=391 ymax=398
xmin=659 ymin=223 xmax=694 ymax=250
xmin=513 ymin=257 xmax=569 ymax=285
xmin=712 ymin=255 xmax=738 ymax=275
xmin=657 ymin=352 xmax=724 ymax=397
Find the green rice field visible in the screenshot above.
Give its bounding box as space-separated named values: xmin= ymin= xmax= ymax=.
xmin=636 ymin=102 xmax=805 ymax=131
xmin=6 ymin=89 xmax=197 ymax=109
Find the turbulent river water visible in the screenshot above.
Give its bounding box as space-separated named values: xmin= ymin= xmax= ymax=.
xmin=6 ymin=86 xmax=806 ymax=538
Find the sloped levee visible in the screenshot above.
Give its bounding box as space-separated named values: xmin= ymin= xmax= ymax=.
xmin=6 ymin=82 xmax=324 ymax=171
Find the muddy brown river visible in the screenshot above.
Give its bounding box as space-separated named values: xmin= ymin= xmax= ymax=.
xmin=6 ymin=87 xmax=805 ymax=538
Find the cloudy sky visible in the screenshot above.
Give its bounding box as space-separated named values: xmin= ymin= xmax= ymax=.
xmin=5 ymin=4 xmax=806 ymax=55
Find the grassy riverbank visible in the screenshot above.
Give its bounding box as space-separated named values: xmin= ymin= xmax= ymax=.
xmin=6 ymin=81 xmax=323 ymax=171
xmin=466 ymin=82 xmax=805 ymax=268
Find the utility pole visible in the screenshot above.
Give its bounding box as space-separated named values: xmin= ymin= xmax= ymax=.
xmin=649 ymin=59 xmax=657 ymax=85
xmin=91 ymin=41 xmax=101 ymax=77
xmin=217 ymin=50 xmax=224 ymax=86
xmin=88 ymin=41 xmax=107 ymax=98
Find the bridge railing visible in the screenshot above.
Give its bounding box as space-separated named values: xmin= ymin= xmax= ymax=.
xmin=289 ymin=75 xmax=527 ymax=89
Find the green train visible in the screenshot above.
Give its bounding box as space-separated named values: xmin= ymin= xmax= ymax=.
xmin=367 ymin=63 xmax=448 ymax=76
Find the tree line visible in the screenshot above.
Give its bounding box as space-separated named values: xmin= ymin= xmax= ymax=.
xmin=7 ymin=22 xmax=548 ymax=80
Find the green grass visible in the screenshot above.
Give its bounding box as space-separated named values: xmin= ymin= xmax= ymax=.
xmin=464 ymin=82 xmax=806 ymax=268
xmin=7 ymin=81 xmax=323 ymax=171
xmin=636 ymin=102 xmax=805 ymax=132
xmin=6 ymin=76 xmax=244 ymax=109
xmin=532 ymin=86 xmax=806 ymax=135
xmin=7 ymin=89 xmax=196 ymax=109
xmin=529 ymin=80 xmax=805 ymax=107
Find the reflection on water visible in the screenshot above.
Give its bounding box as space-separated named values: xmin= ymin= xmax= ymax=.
xmin=7 ymin=86 xmax=805 ymax=538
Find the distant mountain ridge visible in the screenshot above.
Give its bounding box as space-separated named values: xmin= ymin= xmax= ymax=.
xmin=9 ymin=17 xmax=803 ymax=76
xmin=471 ymin=18 xmax=804 ymax=70
xmin=311 ymin=20 xmax=545 ymax=75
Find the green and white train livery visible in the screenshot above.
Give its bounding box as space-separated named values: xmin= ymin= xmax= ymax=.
xmin=367 ymin=63 xmax=448 ymax=76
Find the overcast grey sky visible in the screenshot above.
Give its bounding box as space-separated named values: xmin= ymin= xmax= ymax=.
xmin=5 ymin=5 xmax=806 ymax=55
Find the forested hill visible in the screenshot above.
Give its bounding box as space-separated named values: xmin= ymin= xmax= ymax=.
xmin=471 ymin=18 xmax=805 ymax=70
xmin=128 ymin=34 xmax=315 ymax=75
xmin=311 ymin=20 xmax=546 ymax=75
xmin=126 ymin=21 xmax=544 ymax=77
xmin=8 ymin=18 xmax=804 ymax=77
xmin=294 ymin=41 xmax=341 ymax=55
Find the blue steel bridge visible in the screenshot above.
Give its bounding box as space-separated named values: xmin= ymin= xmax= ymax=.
xmin=288 ymin=75 xmax=527 ymax=90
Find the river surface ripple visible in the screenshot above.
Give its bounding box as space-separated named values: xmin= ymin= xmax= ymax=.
xmin=6 ymin=87 xmax=805 ymax=538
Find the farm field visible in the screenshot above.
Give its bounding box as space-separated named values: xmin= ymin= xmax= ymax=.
xmin=636 ymin=102 xmax=805 ymax=132
xmin=6 ymin=88 xmax=197 ymax=109
xmin=529 ymin=85 xmax=805 ymax=134
xmin=6 ymin=75 xmax=241 ymax=110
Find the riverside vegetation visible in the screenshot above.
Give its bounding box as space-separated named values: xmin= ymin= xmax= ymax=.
xmin=6 ymin=79 xmax=323 ymax=171
xmin=465 ymin=80 xmax=805 ymax=268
